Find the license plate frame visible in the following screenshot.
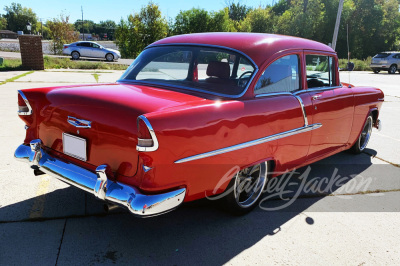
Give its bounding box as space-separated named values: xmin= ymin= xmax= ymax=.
xmin=62 ymin=133 xmax=87 ymax=161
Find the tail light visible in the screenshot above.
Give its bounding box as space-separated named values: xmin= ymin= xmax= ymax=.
xmin=63 ymin=45 xmax=68 ymax=49
xmin=136 ymin=115 xmax=159 ymax=152
xmin=18 ymin=90 xmax=32 ymax=115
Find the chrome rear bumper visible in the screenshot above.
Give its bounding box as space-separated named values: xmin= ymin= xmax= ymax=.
xmin=14 ymin=140 xmax=186 ymax=217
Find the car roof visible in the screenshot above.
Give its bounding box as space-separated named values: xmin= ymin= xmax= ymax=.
xmin=73 ymin=41 xmax=99 ymax=45
xmin=149 ymin=32 xmax=335 ymax=67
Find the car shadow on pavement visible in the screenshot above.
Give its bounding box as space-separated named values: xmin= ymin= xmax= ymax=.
xmin=1 ymin=150 xmax=389 ymax=265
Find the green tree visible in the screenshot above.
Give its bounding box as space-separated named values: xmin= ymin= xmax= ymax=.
xmin=3 ymin=3 xmax=38 ymax=33
xmin=240 ymin=7 xmax=276 ymax=33
xmin=350 ymin=0 xmax=385 ymax=58
xmin=97 ymin=20 xmax=117 ymax=40
xmin=35 ymin=20 xmax=50 ymax=39
xmin=173 ymin=8 xmax=211 ymax=34
xmin=271 ymin=0 xmax=291 ymax=15
xmin=275 ymin=0 xmax=325 ymax=40
xmin=47 ymin=15 xmax=79 ymax=54
xmin=115 ymin=3 xmax=168 ymax=58
xmin=172 ymin=7 xmax=235 ymax=34
xmin=226 ymin=1 xmax=251 ymax=21
xmin=0 ymin=17 xmax=7 ymax=30
xmin=74 ymin=19 xmax=95 ymax=35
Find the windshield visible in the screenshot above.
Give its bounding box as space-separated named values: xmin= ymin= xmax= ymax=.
xmin=119 ymin=45 xmax=256 ymax=97
xmin=374 ymin=53 xmax=390 ymax=58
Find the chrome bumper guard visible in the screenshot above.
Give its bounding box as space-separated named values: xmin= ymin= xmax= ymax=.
xmin=14 ymin=140 xmax=186 ymax=217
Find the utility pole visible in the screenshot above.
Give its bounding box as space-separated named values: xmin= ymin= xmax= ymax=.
xmin=81 ymin=6 xmax=84 ymax=41
xmin=331 ymin=0 xmax=344 ymax=51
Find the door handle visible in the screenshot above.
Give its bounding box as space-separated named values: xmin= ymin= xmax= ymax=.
xmin=312 ymin=95 xmax=322 ymax=100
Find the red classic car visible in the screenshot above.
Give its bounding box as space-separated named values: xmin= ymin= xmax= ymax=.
xmin=15 ymin=33 xmax=383 ymax=217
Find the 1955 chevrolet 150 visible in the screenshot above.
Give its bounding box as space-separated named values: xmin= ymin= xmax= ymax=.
xmin=15 ymin=33 xmax=383 ymax=217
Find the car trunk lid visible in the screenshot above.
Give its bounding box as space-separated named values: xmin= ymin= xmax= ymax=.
xmin=34 ymin=83 xmax=204 ymax=177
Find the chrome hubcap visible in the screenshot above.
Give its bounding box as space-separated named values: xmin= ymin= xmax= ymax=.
xmin=233 ymin=162 xmax=267 ymax=208
xmin=359 ymin=116 xmax=372 ymax=151
xmin=106 ymin=54 xmax=113 ymax=61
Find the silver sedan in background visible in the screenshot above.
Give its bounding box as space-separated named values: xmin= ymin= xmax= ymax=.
xmin=63 ymin=41 xmax=121 ymax=62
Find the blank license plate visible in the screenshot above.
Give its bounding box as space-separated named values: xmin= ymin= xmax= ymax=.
xmin=63 ymin=133 xmax=87 ymax=161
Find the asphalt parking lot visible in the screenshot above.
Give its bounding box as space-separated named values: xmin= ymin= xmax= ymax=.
xmin=0 ymin=70 xmax=399 ymax=265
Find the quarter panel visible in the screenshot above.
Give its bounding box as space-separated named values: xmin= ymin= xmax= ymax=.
xmin=139 ymin=95 xmax=307 ymax=200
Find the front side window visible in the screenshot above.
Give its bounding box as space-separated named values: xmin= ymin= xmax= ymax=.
xmin=306 ymin=55 xmax=335 ymax=88
xmin=119 ymin=46 xmax=256 ymax=97
xmin=254 ymin=54 xmax=300 ymax=95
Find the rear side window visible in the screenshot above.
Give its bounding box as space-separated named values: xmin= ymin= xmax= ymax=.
xmin=306 ymin=55 xmax=335 ymax=88
xmin=77 ymin=43 xmax=91 ymax=47
xmin=374 ymin=53 xmax=390 ymax=58
xmin=254 ymin=54 xmax=300 ymax=95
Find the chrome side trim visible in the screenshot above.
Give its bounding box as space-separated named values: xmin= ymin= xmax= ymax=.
xmin=15 ymin=142 xmax=186 ymax=217
xmin=17 ymin=90 xmax=33 ymax=115
xmin=293 ymin=95 xmax=308 ymax=127
xmin=175 ymin=123 xmax=322 ymax=164
xmin=136 ymin=115 xmax=159 ymax=152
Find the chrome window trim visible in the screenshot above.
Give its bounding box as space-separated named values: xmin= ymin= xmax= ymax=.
xmin=253 ymin=53 xmax=301 ymax=96
xmin=136 ymin=115 xmax=159 ymax=152
xmin=17 ymin=90 xmax=33 ymax=115
xmin=117 ymin=43 xmax=259 ymax=99
xmin=304 ymin=86 xmax=342 ymax=93
xmin=255 ymin=92 xmax=292 ymax=98
xmin=175 ymin=123 xmax=322 ymax=164
xmin=293 ymin=95 xmax=308 ymax=127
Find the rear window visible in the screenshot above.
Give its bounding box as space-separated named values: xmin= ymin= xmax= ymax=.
xmin=119 ymin=46 xmax=256 ymax=97
xmin=374 ymin=53 xmax=390 ymax=58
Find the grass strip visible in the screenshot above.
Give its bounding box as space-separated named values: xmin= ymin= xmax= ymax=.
xmin=92 ymin=73 xmax=100 ymax=83
xmin=1 ymin=57 xmax=128 ymax=71
xmin=0 ymin=70 xmax=34 ymax=85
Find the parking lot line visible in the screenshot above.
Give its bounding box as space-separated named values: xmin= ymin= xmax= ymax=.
xmin=29 ymin=175 xmax=51 ymax=219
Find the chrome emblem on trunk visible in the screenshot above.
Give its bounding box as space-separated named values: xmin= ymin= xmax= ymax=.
xmin=67 ymin=116 xmax=92 ymax=128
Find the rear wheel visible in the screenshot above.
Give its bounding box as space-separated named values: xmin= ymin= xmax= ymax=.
xmin=71 ymin=51 xmax=80 ymax=60
xmin=350 ymin=115 xmax=373 ymax=154
xmin=388 ymin=64 xmax=397 ymax=74
xmin=373 ymin=69 xmax=380 ymax=74
xmin=105 ymin=53 xmax=114 ymax=62
xmin=222 ymin=161 xmax=268 ymax=215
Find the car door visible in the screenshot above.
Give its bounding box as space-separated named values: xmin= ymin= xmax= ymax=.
xmin=394 ymin=54 xmax=400 ymax=67
xmin=304 ymin=53 xmax=354 ymax=161
xmin=78 ymin=42 xmax=91 ymax=57
xmin=90 ymin=43 xmax=104 ymax=58
xmin=253 ymin=53 xmax=313 ymax=170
